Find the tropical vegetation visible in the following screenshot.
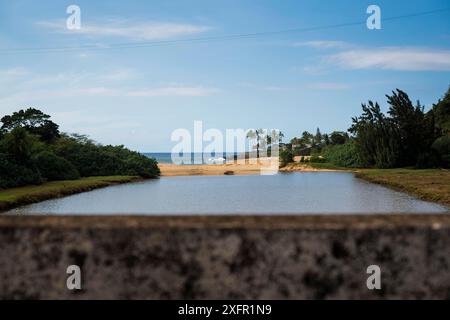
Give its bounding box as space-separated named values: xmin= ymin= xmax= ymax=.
xmin=281 ymin=87 xmax=450 ymax=169
xmin=0 ymin=108 xmax=160 ymax=189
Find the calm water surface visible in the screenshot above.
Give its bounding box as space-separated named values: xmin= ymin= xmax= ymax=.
xmin=7 ymin=172 xmax=448 ymax=215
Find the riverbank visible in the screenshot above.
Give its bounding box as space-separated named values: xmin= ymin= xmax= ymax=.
xmin=356 ymin=168 xmax=450 ymax=209
xmin=0 ymin=176 xmax=142 ymax=212
xmin=279 ymin=162 xmax=349 ymax=172
xmin=280 ymin=162 xmax=449 ymax=209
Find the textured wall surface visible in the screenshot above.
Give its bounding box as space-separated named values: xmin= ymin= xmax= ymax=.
xmin=0 ymin=215 xmax=449 ymax=299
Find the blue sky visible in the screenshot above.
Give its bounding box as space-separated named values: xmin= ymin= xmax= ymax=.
xmin=0 ymin=0 xmax=449 ymax=151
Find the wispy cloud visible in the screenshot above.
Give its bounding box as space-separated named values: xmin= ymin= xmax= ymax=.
xmin=37 ymin=19 xmax=211 ymax=40
xmin=0 ymin=66 xmax=219 ymax=107
xmin=327 ymin=47 xmax=450 ymax=71
xmin=97 ymin=68 xmax=138 ymax=82
xmin=293 ymin=40 xmax=350 ymax=49
xmin=295 ymin=65 xmax=328 ymax=76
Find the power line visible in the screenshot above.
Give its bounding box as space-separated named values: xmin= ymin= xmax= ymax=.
xmin=1 ymin=7 xmax=449 ymax=54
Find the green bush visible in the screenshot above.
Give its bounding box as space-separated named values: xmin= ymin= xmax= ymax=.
xmin=323 ymin=141 xmax=362 ymax=168
xmin=34 ymin=151 xmax=80 ymax=181
xmin=124 ymin=154 xmax=160 ymax=178
xmin=432 ymin=135 xmax=450 ymax=167
xmin=309 ymin=155 xmax=326 ymax=163
xmin=0 ymin=153 xmax=42 ymax=189
xmin=415 ymin=151 xmax=440 ymax=169
xmin=0 ymin=109 xmax=161 ymax=189
xmin=52 ymin=137 xmax=160 ymax=178
xmin=279 ymin=148 xmax=293 ymax=167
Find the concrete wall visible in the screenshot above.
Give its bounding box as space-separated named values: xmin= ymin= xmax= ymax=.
xmin=0 ymin=215 xmax=449 ymax=299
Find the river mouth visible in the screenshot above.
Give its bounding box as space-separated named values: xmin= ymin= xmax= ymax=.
xmin=5 ymin=172 xmax=448 ymax=215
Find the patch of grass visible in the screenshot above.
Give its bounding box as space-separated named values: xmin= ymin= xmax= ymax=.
xmin=0 ymin=176 xmax=142 ymax=212
xmin=308 ymin=162 xmax=353 ymax=171
xmin=356 ymin=168 xmax=450 ymax=208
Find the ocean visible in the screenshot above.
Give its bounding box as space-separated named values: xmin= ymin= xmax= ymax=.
xmin=144 ymin=152 xmax=238 ymax=165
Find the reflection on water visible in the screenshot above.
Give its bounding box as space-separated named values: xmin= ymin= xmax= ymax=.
xmin=6 ymin=172 xmax=448 ymax=215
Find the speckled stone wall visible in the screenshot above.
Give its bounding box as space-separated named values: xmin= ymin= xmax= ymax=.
xmin=0 ymin=215 xmax=449 ymax=299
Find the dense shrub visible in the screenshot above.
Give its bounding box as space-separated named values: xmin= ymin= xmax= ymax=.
xmin=323 ymin=141 xmax=362 ymax=168
xmin=34 ymin=151 xmax=80 ymax=181
xmin=415 ymin=151 xmax=440 ymax=169
xmin=0 ymin=153 xmax=42 ymax=189
xmin=52 ymin=136 xmax=159 ymax=178
xmin=279 ymin=148 xmax=293 ymax=167
xmin=0 ymin=109 xmax=160 ymax=189
xmin=432 ymin=135 xmax=450 ymax=167
xmin=309 ymin=155 xmax=326 ymax=163
xmin=124 ymin=154 xmax=160 ymax=178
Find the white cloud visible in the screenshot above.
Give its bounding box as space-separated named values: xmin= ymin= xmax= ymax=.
xmin=37 ymin=19 xmax=211 ymax=40
xmin=328 ymin=47 xmax=450 ymax=71
xmin=0 ymin=66 xmax=219 ymax=107
xmin=293 ymin=40 xmax=350 ymax=49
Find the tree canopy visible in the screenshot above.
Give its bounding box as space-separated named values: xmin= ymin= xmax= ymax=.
xmin=0 ymin=108 xmax=160 ymax=189
xmin=281 ymin=87 xmax=450 ymax=169
xmin=1 ymin=108 xmax=60 ymax=142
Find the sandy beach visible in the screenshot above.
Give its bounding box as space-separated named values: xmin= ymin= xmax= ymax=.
xmin=159 ymin=162 xmax=264 ymax=176
xmin=159 ymin=158 xmax=282 ymax=176
xmin=158 ymin=158 xmax=338 ymax=176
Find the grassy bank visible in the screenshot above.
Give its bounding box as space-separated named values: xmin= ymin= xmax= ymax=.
xmin=285 ymin=162 xmax=449 ymax=208
xmin=356 ymin=168 xmax=450 ymax=208
xmin=0 ymin=176 xmax=142 ymax=212
xmin=307 ymin=162 xmax=353 ymax=171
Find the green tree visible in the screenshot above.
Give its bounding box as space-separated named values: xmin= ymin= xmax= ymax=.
xmin=1 ymin=108 xmax=60 ymax=142
xmin=432 ymin=136 xmax=450 ymax=167
xmin=387 ymin=89 xmax=430 ymax=166
xmin=329 ymin=131 xmax=349 ymax=145
xmin=247 ymin=129 xmax=264 ymax=158
xmin=279 ymin=148 xmax=293 ymax=167
xmin=323 ymin=140 xmax=362 ymax=168
xmin=34 ymin=151 xmax=80 ymax=181
xmin=314 ymin=128 xmax=322 ymax=146
xmin=300 ymin=131 xmax=313 ymax=147
xmin=323 ymin=133 xmax=330 ymax=145
xmin=349 ymin=100 xmax=399 ymax=168
xmin=431 ymin=86 xmax=450 ymax=134
xmin=0 ymin=153 xmax=42 ymax=188
xmin=0 ymin=127 xmax=35 ymax=164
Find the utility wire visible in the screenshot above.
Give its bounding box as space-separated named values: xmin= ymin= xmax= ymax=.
xmin=1 ymin=7 xmax=449 ymax=54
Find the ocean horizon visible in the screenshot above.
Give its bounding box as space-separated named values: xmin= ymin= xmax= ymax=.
xmin=144 ymin=152 xmax=241 ymax=165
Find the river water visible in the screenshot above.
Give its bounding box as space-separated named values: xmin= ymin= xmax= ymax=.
xmin=7 ymin=172 xmax=448 ymax=215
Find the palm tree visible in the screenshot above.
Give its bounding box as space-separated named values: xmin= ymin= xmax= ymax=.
xmin=278 ymin=131 xmax=284 ymax=144
xmin=247 ymin=129 xmax=263 ymax=158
